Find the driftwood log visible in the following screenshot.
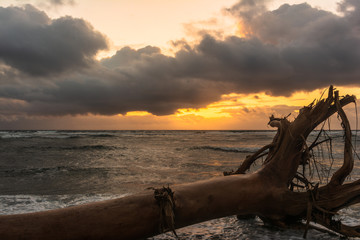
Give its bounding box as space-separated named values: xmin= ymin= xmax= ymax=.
xmin=0 ymin=86 xmax=359 ymax=239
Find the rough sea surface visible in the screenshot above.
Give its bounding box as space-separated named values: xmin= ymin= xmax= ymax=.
xmin=0 ymin=130 xmax=359 ymax=239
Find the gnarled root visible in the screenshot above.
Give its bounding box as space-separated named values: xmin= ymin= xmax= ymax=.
xmin=230 ymin=86 xmax=358 ymax=238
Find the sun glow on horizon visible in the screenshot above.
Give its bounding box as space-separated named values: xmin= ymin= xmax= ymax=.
xmin=121 ymin=86 xmax=360 ymax=120
xmin=125 ymin=111 xmax=153 ymax=117
xmin=122 ymin=86 xmax=360 ymax=130
xmin=2 ymin=86 xmax=358 ymax=130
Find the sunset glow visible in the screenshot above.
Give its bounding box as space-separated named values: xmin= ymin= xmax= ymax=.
xmin=0 ymin=0 xmax=359 ymax=130
xmin=104 ymin=86 xmax=360 ymax=130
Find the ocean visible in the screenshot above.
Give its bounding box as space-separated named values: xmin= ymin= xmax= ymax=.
xmin=0 ymin=130 xmax=359 ymax=239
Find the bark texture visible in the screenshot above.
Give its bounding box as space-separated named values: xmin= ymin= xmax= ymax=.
xmin=0 ymin=86 xmax=358 ymax=239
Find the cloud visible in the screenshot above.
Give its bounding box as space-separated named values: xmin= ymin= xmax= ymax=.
xmin=15 ymin=0 xmax=76 ymax=8
xmin=37 ymin=0 xmax=76 ymax=11
xmin=0 ymin=1 xmax=360 ymax=120
xmin=48 ymin=0 xmax=75 ymax=6
xmin=225 ymin=0 xmax=271 ymax=22
xmin=204 ymin=0 xmax=360 ymax=94
xmin=0 ymin=5 xmax=108 ymax=76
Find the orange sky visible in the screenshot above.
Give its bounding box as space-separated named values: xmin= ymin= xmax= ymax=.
xmin=0 ymin=0 xmax=359 ymax=130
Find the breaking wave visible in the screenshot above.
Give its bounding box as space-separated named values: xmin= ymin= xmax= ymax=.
xmin=190 ymin=146 xmax=257 ymax=153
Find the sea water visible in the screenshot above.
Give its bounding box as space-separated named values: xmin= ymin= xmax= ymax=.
xmin=0 ymin=130 xmax=359 ymax=239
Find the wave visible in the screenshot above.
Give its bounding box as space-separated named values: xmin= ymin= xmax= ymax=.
xmin=88 ymin=134 xmax=116 ymax=138
xmin=0 ymin=131 xmax=118 ymax=139
xmin=22 ymin=145 xmax=124 ymax=151
xmin=60 ymin=145 xmax=122 ymax=151
xmin=0 ymin=193 xmax=128 ymax=215
xmin=190 ymin=146 xmax=257 ymax=153
xmin=0 ymin=166 xmax=128 ymax=178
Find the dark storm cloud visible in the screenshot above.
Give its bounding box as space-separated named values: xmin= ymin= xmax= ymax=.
xmin=0 ymin=1 xmax=360 ymax=119
xmin=96 ymin=0 xmax=360 ymax=99
xmin=0 ymin=5 xmax=108 ymax=76
xmin=15 ymin=55 xmax=224 ymax=116
xmin=221 ymin=0 xmax=360 ymax=94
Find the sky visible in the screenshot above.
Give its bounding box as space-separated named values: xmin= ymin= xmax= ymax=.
xmin=0 ymin=0 xmax=359 ymax=130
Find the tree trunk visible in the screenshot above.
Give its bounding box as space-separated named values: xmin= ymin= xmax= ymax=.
xmin=0 ymin=174 xmax=281 ymax=240
xmin=0 ymin=86 xmax=358 ymax=239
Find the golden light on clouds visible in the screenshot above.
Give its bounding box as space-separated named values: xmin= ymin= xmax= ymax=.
xmin=236 ymin=20 xmax=253 ymax=38
xmin=6 ymin=86 xmax=357 ymax=130
xmin=117 ymin=86 xmax=360 ymax=130
xmin=176 ymin=107 xmax=232 ymax=119
xmin=175 ymin=89 xmax=318 ymax=120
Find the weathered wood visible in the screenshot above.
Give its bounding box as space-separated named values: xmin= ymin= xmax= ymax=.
xmin=0 ymin=174 xmax=291 ymax=240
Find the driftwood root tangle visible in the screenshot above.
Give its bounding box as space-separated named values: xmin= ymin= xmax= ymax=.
xmin=227 ymin=85 xmax=359 ymax=238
